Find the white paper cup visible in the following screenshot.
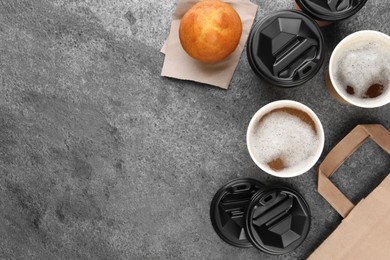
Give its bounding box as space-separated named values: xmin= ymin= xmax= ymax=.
xmin=246 ymin=100 xmax=324 ymax=178
xmin=328 ymin=30 xmax=390 ymax=108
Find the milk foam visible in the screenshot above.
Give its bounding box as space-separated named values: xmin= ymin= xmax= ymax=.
xmin=334 ymin=39 xmax=390 ymax=101
xmin=249 ymin=111 xmax=319 ymax=173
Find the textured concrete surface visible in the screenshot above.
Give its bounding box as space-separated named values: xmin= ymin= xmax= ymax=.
xmin=0 ymin=0 xmax=389 ymax=259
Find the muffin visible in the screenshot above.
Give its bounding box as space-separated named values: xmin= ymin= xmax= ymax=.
xmin=179 ymin=0 xmax=242 ymax=64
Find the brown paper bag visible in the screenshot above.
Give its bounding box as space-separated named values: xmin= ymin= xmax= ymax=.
xmin=309 ymin=124 xmax=390 ymax=260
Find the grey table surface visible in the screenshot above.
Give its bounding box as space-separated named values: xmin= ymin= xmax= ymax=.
xmin=0 ymin=0 xmax=389 ymax=259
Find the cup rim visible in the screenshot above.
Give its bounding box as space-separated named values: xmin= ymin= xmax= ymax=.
xmin=246 ymin=100 xmax=325 ymax=178
xmin=329 ymin=30 xmax=390 ymax=108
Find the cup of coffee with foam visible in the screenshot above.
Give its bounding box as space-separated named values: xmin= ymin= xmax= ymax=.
xmin=327 ymin=30 xmax=390 ymax=108
xmin=247 ymin=100 xmax=324 ymax=178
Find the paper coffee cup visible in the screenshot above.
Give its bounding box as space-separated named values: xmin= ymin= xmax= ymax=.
xmin=247 ymin=100 xmax=324 ymax=178
xmin=247 ymin=10 xmax=324 ymax=88
xmin=294 ymin=0 xmax=368 ymax=25
xmin=328 ymin=30 xmax=390 ymax=108
xmin=293 ymin=2 xmax=331 ymax=27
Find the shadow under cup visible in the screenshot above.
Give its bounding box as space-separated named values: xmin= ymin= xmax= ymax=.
xmin=327 ymin=30 xmax=390 ymax=108
xmin=247 ymin=100 xmax=324 ymax=178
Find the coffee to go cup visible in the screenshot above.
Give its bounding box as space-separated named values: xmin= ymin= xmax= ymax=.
xmin=294 ymin=0 xmax=368 ymax=27
xmin=327 ymin=30 xmax=390 ymax=108
xmin=247 ymin=10 xmax=324 ymax=88
xmin=247 ymin=100 xmax=324 ymax=178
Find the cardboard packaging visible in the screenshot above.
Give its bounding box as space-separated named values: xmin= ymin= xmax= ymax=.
xmin=309 ymin=124 xmax=390 ymax=260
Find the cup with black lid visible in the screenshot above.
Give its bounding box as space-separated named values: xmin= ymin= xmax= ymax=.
xmin=294 ymin=0 xmax=368 ymax=27
xmin=247 ymin=10 xmax=325 ymax=88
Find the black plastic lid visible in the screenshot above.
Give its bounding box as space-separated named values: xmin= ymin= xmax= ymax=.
xmin=295 ymin=0 xmax=368 ymax=22
xmin=210 ymin=178 xmax=265 ymax=247
xmin=245 ymin=187 xmax=311 ymax=254
xmin=247 ymin=10 xmax=324 ymax=88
